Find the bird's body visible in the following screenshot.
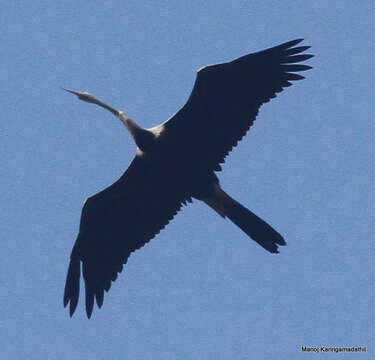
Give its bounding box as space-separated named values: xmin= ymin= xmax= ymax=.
xmin=63 ymin=39 xmax=313 ymax=317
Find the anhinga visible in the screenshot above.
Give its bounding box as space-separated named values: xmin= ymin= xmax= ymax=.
xmin=63 ymin=39 xmax=313 ymax=318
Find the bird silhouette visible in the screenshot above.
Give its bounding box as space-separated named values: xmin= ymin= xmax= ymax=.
xmin=63 ymin=39 xmax=313 ymax=318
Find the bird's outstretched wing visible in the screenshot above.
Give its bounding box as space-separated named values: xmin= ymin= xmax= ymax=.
xmin=164 ymin=39 xmax=313 ymax=171
xmin=63 ymin=155 xmax=189 ymax=318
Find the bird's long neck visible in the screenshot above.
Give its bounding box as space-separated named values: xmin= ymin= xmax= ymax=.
xmin=64 ymin=89 xmax=156 ymax=152
xmin=93 ymin=98 xmax=156 ymax=152
xmin=117 ymin=111 xmax=156 ymax=152
xmin=92 ymin=98 xmax=120 ymax=116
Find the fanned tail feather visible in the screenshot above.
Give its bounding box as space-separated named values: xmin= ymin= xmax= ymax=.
xmin=204 ymin=187 xmax=286 ymax=253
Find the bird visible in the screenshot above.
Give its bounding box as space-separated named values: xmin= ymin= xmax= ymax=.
xmin=63 ymin=39 xmax=313 ymax=318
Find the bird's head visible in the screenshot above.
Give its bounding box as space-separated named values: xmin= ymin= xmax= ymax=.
xmin=62 ymin=88 xmax=121 ymax=116
xmin=62 ymin=88 xmax=99 ymax=104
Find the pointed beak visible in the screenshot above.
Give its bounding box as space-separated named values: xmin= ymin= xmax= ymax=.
xmin=62 ymin=88 xmax=82 ymax=96
xmin=62 ymin=88 xmax=98 ymax=104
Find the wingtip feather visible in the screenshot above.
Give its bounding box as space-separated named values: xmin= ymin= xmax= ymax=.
xmin=281 ymin=38 xmax=304 ymax=49
xmin=86 ymin=290 xmax=94 ymax=319
xmin=64 ymin=259 xmax=80 ymax=317
xmin=96 ymin=289 xmax=104 ymax=308
xmin=281 ymin=64 xmax=312 ymax=72
xmin=285 ymin=73 xmax=305 ymax=81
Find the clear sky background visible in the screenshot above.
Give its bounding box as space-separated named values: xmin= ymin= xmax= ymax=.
xmin=2 ymin=1 xmax=374 ymax=359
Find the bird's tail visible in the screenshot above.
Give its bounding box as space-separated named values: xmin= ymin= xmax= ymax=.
xmin=203 ymin=187 xmax=286 ymax=253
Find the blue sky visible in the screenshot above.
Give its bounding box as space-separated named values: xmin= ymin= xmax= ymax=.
xmin=2 ymin=1 xmax=374 ymax=359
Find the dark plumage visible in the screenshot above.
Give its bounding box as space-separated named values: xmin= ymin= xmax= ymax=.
xmin=63 ymin=39 xmax=313 ymax=317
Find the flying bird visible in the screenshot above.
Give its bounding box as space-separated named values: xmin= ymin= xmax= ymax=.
xmin=63 ymin=39 xmax=313 ymax=318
